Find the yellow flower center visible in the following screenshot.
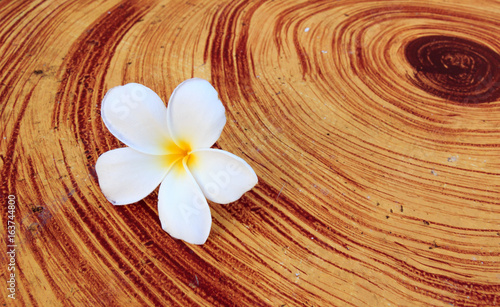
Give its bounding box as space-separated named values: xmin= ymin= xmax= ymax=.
xmin=164 ymin=140 xmax=194 ymax=173
xmin=177 ymin=142 xmax=192 ymax=162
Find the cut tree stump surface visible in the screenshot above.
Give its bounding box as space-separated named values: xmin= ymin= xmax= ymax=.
xmin=1 ymin=0 xmax=500 ymax=306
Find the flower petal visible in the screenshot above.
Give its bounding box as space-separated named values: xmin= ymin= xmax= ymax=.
xmin=167 ymin=78 xmax=226 ymax=150
xmin=158 ymin=159 xmax=212 ymax=244
xmin=187 ymin=149 xmax=258 ymax=204
xmin=101 ymin=83 xmax=181 ymax=155
xmin=95 ymin=147 xmax=179 ymax=205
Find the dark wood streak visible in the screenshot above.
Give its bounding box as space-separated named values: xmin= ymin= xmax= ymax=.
xmin=0 ymin=1 xmax=43 ymax=115
xmin=1 ymin=87 xmax=33 ymax=202
xmin=406 ymin=35 xmax=500 ymax=104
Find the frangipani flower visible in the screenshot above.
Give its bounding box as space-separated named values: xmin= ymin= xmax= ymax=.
xmin=95 ymin=78 xmax=258 ymax=244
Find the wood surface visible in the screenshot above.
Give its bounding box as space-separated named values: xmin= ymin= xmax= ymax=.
xmin=1 ymin=0 xmax=500 ymax=306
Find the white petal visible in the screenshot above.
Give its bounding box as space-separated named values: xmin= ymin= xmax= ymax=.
xmin=187 ymin=149 xmax=258 ymax=204
xmin=95 ymin=147 xmax=180 ymax=205
xmin=167 ymin=78 xmax=226 ymax=150
xmin=101 ymin=83 xmax=181 ymax=155
xmin=158 ymin=159 xmax=212 ymax=244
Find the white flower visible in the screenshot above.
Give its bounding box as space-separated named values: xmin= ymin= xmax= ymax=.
xmin=95 ymin=78 xmax=258 ymax=245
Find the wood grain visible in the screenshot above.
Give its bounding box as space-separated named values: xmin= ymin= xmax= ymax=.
xmin=1 ymin=0 xmax=500 ymax=306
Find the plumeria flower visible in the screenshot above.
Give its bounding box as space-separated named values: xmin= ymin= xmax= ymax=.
xmin=95 ymin=78 xmax=258 ymax=244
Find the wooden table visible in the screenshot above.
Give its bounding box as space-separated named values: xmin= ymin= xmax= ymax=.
xmin=1 ymin=0 xmax=499 ymax=306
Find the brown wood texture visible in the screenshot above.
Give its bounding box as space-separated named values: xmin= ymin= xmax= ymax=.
xmin=1 ymin=0 xmax=500 ymax=306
